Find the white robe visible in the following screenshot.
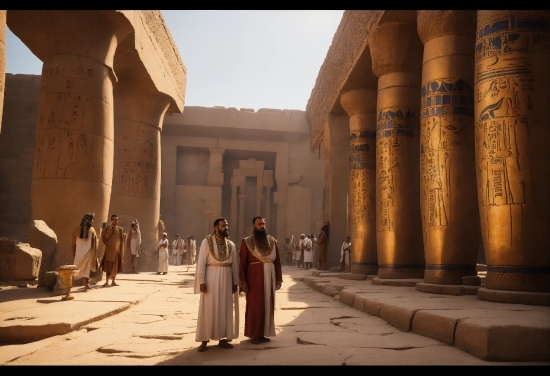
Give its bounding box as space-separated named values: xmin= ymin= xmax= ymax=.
xmin=74 ymin=235 xmax=95 ymax=279
xmin=158 ymin=239 xmax=169 ymax=272
xmin=172 ymin=239 xmax=184 ymax=265
xmin=341 ymin=241 xmax=351 ymax=267
xmin=129 ymin=228 xmax=141 ymax=255
xmin=194 ymin=236 xmax=239 ymax=342
xmin=303 ymin=238 xmax=313 ymax=263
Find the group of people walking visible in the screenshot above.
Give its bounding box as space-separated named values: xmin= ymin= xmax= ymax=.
xmin=156 ymin=233 xmax=197 ymax=275
xmin=282 ymin=220 xmax=331 ymax=271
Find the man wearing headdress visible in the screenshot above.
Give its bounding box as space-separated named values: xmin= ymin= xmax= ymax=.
xmin=239 ymin=216 xmax=283 ymax=344
xmin=316 ymin=220 xmax=330 ymax=271
xmin=194 ymin=218 xmax=239 ymax=352
xmin=124 ymin=220 xmax=141 ymax=273
xmin=158 ymin=232 xmax=169 ymax=275
xmin=101 ymin=214 xmax=124 ymax=286
xmin=72 ymin=213 xmax=98 ymax=291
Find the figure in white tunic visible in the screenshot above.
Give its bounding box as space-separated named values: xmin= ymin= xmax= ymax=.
xmin=72 ymin=213 xmax=98 ymax=292
xmin=194 ymin=218 xmax=239 ymax=352
xmin=157 ymin=232 xmax=169 ymax=274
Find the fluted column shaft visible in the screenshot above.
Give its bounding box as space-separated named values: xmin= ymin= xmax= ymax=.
xmin=340 ymin=88 xmax=378 ymax=275
xmin=238 ymin=194 xmax=246 ymax=241
xmin=369 ymin=21 xmax=425 ymax=279
xmin=475 ymin=11 xmax=550 ymax=292
xmin=417 ymin=10 xmax=481 ymax=284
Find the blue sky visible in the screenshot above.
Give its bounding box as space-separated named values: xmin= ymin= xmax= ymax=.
xmin=5 ymin=10 xmax=344 ymax=111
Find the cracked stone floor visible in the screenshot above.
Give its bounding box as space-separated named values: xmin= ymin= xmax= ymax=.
xmin=0 ymin=266 xmax=545 ymax=365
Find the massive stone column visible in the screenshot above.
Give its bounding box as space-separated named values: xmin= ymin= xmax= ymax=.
xmin=19 ymin=12 xmax=132 ymax=266
xmin=417 ymin=11 xmax=481 ymax=285
xmin=340 ymin=88 xmax=378 ymax=275
xmin=475 ymin=11 xmax=550 ymax=292
xmin=369 ymin=21 xmax=425 ymax=279
xmin=0 ymin=10 xmax=5 ymax=134
xmin=109 ymin=84 xmax=170 ymax=267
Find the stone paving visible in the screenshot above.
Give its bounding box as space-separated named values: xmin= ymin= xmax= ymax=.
xmin=0 ymin=266 xmax=548 ymax=365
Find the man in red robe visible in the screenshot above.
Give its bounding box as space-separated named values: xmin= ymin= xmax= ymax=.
xmin=239 ymin=216 xmax=283 ymax=344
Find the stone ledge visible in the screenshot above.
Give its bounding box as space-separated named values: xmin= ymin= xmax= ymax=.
xmin=372 ymin=277 xmax=422 ymax=287
xmin=416 ymin=282 xmax=480 ymax=296
xmin=302 ymin=273 xmax=550 ymax=361
xmin=477 ymin=287 xmax=550 ymax=306
xmin=338 ymin=273 xmax=367 ymax=281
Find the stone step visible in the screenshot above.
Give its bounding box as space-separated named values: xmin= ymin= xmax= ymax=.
xmin=302 ymin=274 xmax=550 ymax=362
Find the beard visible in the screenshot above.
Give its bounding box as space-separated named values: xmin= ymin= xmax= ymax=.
xmin=217 ymin=229 xmax=229 ymax=238
xmin=253 ymin=227 xmax=268 ymax=246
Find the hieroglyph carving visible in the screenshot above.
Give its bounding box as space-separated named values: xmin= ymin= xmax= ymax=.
xmin=33 ymin=60 xmax=110 ymax=185
xmin=475 ymin=16 xmax=549 ymax=215
xmin=350 ymin=130 xmax=375 ymax=237
xmin=421 ymin=79 xmax=474 ymax=227
xmin=117 ymin=124 xmax=159 ymax=199
xmin=376 ymin=107 xmax=416 ymax=232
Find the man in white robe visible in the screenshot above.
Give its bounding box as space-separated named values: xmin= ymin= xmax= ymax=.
xmin=157 ymin=232 xmax=169 ymax=275
xmin=72 ymin=213 xmax=98 ymax=291
xmin=190 ymin=235 xmax=197 ymax=264
xmin=172 ymin=234 xmax=184 ymax=266
xmin=340 ymin=237 xmax=352 ymax=272
xmin=126 ymin=221 xmax=141 ymax=273
xmin=194 ymin=218 xmax=239 ymax=352
xmin=303 ymin=235 xmax=313 ymax=270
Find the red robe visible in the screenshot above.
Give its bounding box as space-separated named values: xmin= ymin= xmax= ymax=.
xmin=239 ymin=236 xmax=283 ymax=339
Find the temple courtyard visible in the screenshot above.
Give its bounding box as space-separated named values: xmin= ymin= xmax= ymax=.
xmin=0 ymin=266 xmax=548 ymax=365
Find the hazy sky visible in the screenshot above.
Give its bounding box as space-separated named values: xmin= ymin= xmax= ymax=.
xmin=5 ymin=10 xmax=344 ymax=111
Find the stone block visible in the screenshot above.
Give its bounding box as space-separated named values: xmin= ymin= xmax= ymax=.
xmin=379 ymin=304 xmax=416 ymax=332
xmin=372 ymin=277 xmax=421 ymax=287
xmin=353 ymin=295 xmax=366 ymax=312
xmin=44 ymin=271 xmax=58 ymax=291
xmin=0 ymin=240 xmax=41 ymax=281
xmin=338 ymin=273 xmax=366 ymax=280
xmin=28 ymin=220 xmax=57 ymax=286
xmin=462 ymin=275 xmax=481 ymax=286
xmin=339 ymin=290 xmax=355 ymax=306
xmin=412 ymin=311 xmax=457 ymax=345
xmin=455 ymin=320 xmax=550 ymax=361
xmin=329 ymin=267 xmax=340 ymax=273
xmin=364 ymin=300 xmax=381 ymax=317
xmin=477 ymin=287 xmax=550 ymax=306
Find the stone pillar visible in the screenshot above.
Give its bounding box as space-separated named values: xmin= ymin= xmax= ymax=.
xmin=109 ymin=84 xmax=170 ymax=270
xmin=322 ymin=114 xmax=350 ymax=269
xmin=0 ymin=10 xmax=5 ymax=133
xmin=238 ymin=194 xmax=246 ymax=241
xmin=274 ymin=152 xmax=289 ymax=240
xmin=369 ymin=21 xmax=425 ymax=279
xmin=417 ymin=11 xmax=481 ymax=285
xmin=230 ymin=173 xmax=240 ymax=239
xmin=265 ymin=186 xmax=273 ymax=226
xmin=475 ymin=11 xmax=550 ymax=292
xmin=340 ymin=88 xmax=378 ymax=276
xmin=29 ymin=14 xmax=131 ymax=267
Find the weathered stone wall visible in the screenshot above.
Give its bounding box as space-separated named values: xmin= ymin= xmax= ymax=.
xmin=306 ymin=10 xmax=383 ymax=150
xmin=0 ymin=74 xmax=40 ymax=241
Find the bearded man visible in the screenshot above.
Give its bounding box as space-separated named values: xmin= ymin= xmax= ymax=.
xmin=194 ymin=218 xmax=239 ymax=352
xmin=239 ymin=216 xmax=283 ymax=344
xmin=71 ymin=213 xmax=98 ymax=291
xmin=101 ymin=214 xmax=124 ymax=287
